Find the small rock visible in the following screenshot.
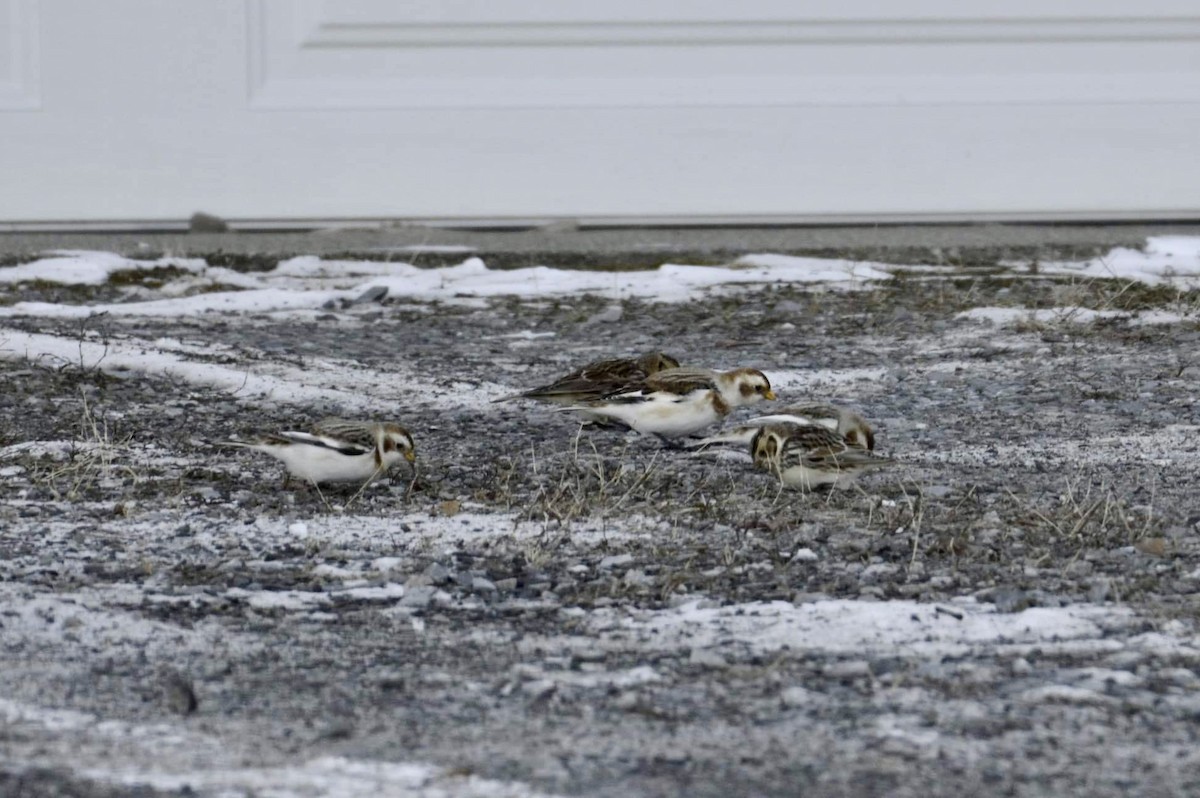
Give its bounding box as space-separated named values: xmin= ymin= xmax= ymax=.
xmin=599 ymin=554 xmax=633 ymax=570
xmin=423 ymin=563 xmax=451 ymax=584
xmin=399 ymin=586 xmax=436 ymax=608
xmin=161 ymin=670 xmax=198 ymax=715
xmin=780 ymin=685 xmax=814 ymax=708
xmin=689 ymin=648 xmax=727 ymax=668
xmin=1135 ymin=538 xmax=1168 ymax=557
xmin=1010 ymin=657 xmax=1033 ymax=676
xmin=351 ymin=285 xmax=388 ymax=304
xmin=522 ymin=679 xmax=556 ymax=700
xmin=189 ymin=211 xmax=229 ymax=233
xmin=584 ymin=304 xmax=623 ymax=325
xmin=623 ymin=568 xmax=652 ymax=588
xmin=472 ymin=577 xmax=497 ymax=593
xmin=823 ymin=660 xmax=872 ymax=681
xmin=193 ymin=487 xmax=221 ymax=503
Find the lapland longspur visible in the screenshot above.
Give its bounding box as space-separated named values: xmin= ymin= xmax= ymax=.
xmin=222 ymin=418 xmax=415 ymax=488
xmin=751 ymin=421 xmax=891 ymax=491
xmin=497 ymin=351 xmax=680 ymax=405
xmin=565 ymin=366 xmax=776 ymax=439
xmin=687 ymin=402 xmax=876 ymax=452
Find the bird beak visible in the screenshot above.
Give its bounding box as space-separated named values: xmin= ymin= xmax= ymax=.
xmin=764 ymin=390 xmax=777 ymax=401
xmin=404 ymin=450 xmax=417 ymax=463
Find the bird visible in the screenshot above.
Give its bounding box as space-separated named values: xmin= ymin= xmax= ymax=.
xmin=221 ymin=418 xmax=416 ymax=488
xmin=685 ymin=402 xmax=876 ymax=452
xmin=750 ymin=421 xmax=892 ymax=491
xmin=495 ymin=351 xmax=680 ymax=406
xmin=563 ymin=366 xmax=776 ymax=439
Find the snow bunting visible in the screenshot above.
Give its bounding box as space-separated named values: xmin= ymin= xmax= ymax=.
xmin=686 ymin=402 xmax=876 ymax=452
xmin=751 ymin=421 xmax=891 ymax=491
xmin=565 ymin=367 xmax=776 ymax=439
xmin=222 ymin=418 xmax=415 ymax=488
xmin=496 ymin=351 xmax=680 ymax=405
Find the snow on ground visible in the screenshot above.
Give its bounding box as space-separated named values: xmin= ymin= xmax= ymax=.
xmin=0 ymin=252 xmax=895 ymax=319
xmin=957 ymin=306 xmax=1195 ymax=326
xmin=0 ymin=328 xmax=511 ymax=413
xmin=3 ymin=237 xmax=1200 ymax=796
xmin=2 ymin=239 xmax=1197 ymax=322
xmin=2 ymin=693 xmax=557 ymax=798
xmin=592 ymin=597 xmax=1142 ymax=660
xmin=0 ymin=250 xmax=207 ymax=286
xmin=1013 ymin=235 xmax=1200 ymax=288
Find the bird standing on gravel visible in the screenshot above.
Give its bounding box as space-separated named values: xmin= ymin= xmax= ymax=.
xmin=686 ymin=402 xmax=876 ymax=452
xmin=564 ymin=366 xmax=776 ymax=439
xmin=221 ymin=418 xmax=415 ymax=488
xmin=750 ymin=421 xmax=891 ymax=491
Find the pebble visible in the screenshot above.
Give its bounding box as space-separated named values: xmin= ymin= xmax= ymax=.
xmin=780 ymin=686 xmax=815 ymax=708
xmin=823 ymin=660 xmax=872 ymax=681
xmin=352 ymin=285 xmax=388 ymax=304
xmin=688 ymin=647 xmax=728 ymax=668
xmin=399 ymin=586 xmax=437 ymax=608
xmin=599 ymin=554 xmax=634 ymax=570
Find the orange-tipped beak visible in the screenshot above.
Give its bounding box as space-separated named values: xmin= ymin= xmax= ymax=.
xmin=404 ymin=450 xmax=417 ymax=463
xmin=764 ymin=390 xmax=777 ymax=401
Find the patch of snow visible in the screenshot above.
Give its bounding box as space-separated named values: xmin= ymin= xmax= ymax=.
xmin=589 ymin=598 xmax=1136 ymax=659
xmin=0 ymin=251 xmax=206 ymax=286
xmin=1013 ymin=235 xmax=1200 ymax=288
xmin=768 ymin=367 xmax=890 ymax=395
xmin=0 ymin=252 xmax=900 ymax=319
xmin=87 ymin=755 xmax=559 ymax=798
xmin=735 ymin=253 xmax=894 ymax=282
xmin=957 ymin=306 xmax=1193 ymax=326
xmin=0 ymin=328 xmax=512 ymax=412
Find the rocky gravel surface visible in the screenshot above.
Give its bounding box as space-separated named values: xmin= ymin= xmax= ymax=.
xmin=2 ymin=251 xmax=1200 ymax=797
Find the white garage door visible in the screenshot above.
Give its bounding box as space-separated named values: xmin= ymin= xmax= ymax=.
xmin=2 ymin=0 xmax=1198 ymax=226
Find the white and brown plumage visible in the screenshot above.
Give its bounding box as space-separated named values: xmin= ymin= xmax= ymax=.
xmin=750 ymin=421 xmax=891 ymax=491
xmin=565 ymin=366 xmax=777 ymax=439
xmin=222 ymin=418 xmax=415 ymax=488
xmin=496 ymin=352 xmax=681 ymax=406
xmin=686 ymin=402 xmax=876 ymax=452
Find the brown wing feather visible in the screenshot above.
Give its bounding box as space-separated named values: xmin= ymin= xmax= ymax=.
xmin=521 ymin=353 xmax=681 ymax=402
xmin=637 ymin=367 xmax=719 ymax=397
xmin=310 ymin=418 xmax=378 ymax=448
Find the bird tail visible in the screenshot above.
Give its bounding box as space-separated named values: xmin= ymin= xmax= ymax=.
xmin=680 ymin=427 xmax=757 ymax=450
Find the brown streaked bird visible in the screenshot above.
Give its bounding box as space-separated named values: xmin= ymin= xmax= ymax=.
xmin=495 ymin=351 xmax=681 ymax=406
xmin=221 ymin=418 xmax=415 ymax=488
xmin=563 ymin=366 xmax=776 ymax=439
xmin=686 ymin=402 xmax=876 ymax=452
xmin=750 ymin=421 xmax=891 ymax=491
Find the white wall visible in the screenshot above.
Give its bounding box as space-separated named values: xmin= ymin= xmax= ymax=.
xmin=2 ymin=0 xmax=1198 ymax=226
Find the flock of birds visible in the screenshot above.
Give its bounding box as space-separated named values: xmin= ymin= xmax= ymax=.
xmin=223 ymin=351 xmax=893 ymax=494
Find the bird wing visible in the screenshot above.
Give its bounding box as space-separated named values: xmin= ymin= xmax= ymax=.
xmin=307 ymin=417 xmax=376 ymax=448
xmin=781 ymin=427 xmax=891 ymax=470
xmin=633 ymin=367 xmax=719 ymax=397
xmin=506 ymin=356 xmax=654 ymax=403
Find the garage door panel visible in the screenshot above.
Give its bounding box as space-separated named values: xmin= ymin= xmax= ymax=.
xmin=1 ymin=0 xmax=1197 ymax=224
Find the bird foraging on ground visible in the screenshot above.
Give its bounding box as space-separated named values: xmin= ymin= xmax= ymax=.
xmin=686 ymin=402 xmax=876 ymax=452
xmin=564 ymin=366 xmax=776 ymax=439
xmin=221 ymin=418 xmax=415 ymax=488
xmin=495 ymin=351 xmax=680 ymax=406
xmin=750 ymin=421 xmax=892 ymax=491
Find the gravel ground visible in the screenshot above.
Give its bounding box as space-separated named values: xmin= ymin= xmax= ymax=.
xmin=2 ymin=246 xmax=1200 ymax=797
